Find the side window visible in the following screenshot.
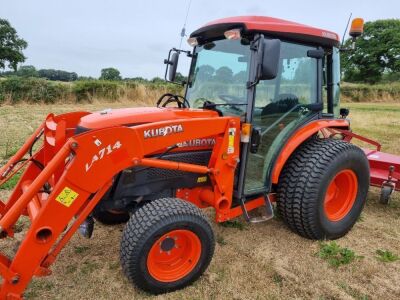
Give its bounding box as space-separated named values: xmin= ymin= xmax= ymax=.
xmin=332 ymin=47 xmax=341 ymax=116
xmin=255 ymin=42 xmax=318 ymax=111
xmin=245 ymin=41 xmax=319 ymax=193
xmin=323 ymin=54 xmax=328 ymax=113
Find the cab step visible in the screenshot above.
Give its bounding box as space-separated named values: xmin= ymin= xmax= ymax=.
xmin=240 ymin=194 xmax=274 ymax=223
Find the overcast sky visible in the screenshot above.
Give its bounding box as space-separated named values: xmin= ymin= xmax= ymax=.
xmin=2 ymin=0 xmax=399 ymax=79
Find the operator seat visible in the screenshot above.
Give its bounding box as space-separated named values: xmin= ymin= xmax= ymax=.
xmin=261 ymin=93 xmax=299 ymax=116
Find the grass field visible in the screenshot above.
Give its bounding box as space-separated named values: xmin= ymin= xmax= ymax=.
xmin=0 ymin=101 xmax=399 ymax=299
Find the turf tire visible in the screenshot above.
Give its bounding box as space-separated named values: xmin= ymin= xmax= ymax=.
xmin=277 ymin=138 xmax=369 ymax=240
xmin=120 ymin=198 xmax=215 ymax=294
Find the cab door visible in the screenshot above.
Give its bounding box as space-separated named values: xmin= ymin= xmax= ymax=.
xmin=244 ymin=41 xmax=321 ymax=193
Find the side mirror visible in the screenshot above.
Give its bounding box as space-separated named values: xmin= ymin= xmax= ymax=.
xmin=259 ymin=39 xmax=281 ymax=80
xmin=164 ymin=51 xmax=180 ymax=82
xmin=307 ymin=49 xmax=325 ymax=59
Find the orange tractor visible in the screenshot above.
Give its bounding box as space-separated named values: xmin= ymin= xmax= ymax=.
xmin=0 ymin=16 xmax=399 ymax=298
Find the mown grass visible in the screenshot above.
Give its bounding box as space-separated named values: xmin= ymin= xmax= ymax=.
xmin=344 ymin=102 xmax=400 ymax=156
xmin=219 ymin=219 xmax=247 ymax=230
xmin=0 ymin=173 xmax=21 ymax=190
xmin=0 ymin=102 xmax=399 ymax=299
xmin=375 ymin=249 xmax=399 ymax=263
xmin=318 ymin=241 xmax=363 ymax=267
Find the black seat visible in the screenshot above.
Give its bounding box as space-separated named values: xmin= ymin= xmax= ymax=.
xmin=261 ymin=93 xmax=299 ymax=115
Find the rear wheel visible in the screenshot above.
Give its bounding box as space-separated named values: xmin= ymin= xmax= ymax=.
xmin=277 ymin=138 xmax=370 ymax=240
xmin=120 ymin=198 xmax=214 ymax=294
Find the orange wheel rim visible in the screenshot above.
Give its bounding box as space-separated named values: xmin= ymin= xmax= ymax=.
xmin=324 ymin=169 xmax=358 ymax=222
xmin=147 ymin=229 xmax=201 ymax=282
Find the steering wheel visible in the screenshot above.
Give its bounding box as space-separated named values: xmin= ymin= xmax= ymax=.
xmin=193 ymin=97 xmax=210 ymax=108
xmin=218 ymin=94 xmax=246 ymax=112
xmin=156 ymin=93 xmax=190 ymax=108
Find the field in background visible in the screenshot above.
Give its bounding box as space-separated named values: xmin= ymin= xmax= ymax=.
xmin=1 ymin=76 xmax=400 ymax=106
xmin=341 ymin=82 xmax=400 ymax=103
xmin=0 ymin=102 xmax=399 ymax=299
xmin=0 ymin=77 xmax=182 ymax=105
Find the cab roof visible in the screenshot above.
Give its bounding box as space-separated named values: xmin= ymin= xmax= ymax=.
xmin=190 ymin=16 xmax=340 ymax=47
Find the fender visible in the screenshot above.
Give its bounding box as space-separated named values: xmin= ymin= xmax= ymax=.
xmin=271 ymin=119 xmax=350 ymax=184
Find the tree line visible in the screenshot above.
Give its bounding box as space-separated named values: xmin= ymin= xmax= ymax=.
xmin=0 ymin=64 xmax=188 ymax=83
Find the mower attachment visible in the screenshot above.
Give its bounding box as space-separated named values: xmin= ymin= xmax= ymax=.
xmin=327 ymin=128 xmax=400 ymax=201
xmin=0 ymin=112 xmax=243 ymax=299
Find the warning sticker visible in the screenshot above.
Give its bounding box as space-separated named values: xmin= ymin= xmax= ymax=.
xmin=228 ymin=128 xmax=236 ymax=154
xmin=55 ymin=187 xmax=79 ymax=207
xmin=197 ymin=176 xmax=208 ymax=183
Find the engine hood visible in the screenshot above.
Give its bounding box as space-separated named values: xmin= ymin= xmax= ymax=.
xmin=77 ymin=107 xmax=219 ymax=130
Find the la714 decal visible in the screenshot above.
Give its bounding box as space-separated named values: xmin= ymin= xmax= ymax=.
xmin=85 ymin=141 xmax=122 ymax=172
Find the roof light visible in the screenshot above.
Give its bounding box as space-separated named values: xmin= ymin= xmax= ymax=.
xmin=224 ymin=29 xmax=241 ymax=40
xmin=187 ymin=37 xmax=199 ymax=47
xmin=349 ymin=18 xmax=364 ymax=38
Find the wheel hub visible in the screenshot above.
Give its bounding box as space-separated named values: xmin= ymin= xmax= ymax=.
xmin=147 ymin=229 xmax=201 ymax=282
xmin=324 ymin=169 xmax=358 ymax=222
xmin=160 ymin=236 xmax=176 ymax=252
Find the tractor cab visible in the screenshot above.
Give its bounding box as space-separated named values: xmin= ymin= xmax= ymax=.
xmin=165 ymin=16 xmax=342 ymax=195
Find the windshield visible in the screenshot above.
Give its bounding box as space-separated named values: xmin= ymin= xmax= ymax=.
xmin=186 ymin=39 xmax=251 ymax=113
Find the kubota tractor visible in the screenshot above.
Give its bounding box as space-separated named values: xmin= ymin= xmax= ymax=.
xmin=0 ymin=16 xmax=399 ymax=299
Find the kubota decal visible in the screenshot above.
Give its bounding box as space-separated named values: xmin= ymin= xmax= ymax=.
xmin=144 ymin=124 xmax=183 ymax=138
xmin=322 ymin=31 xmax=337 ymax=39
xmin=55 ymin=187 xmax=79 ymax=207
xmin=85 ymin=141 xmax=122 ymax=172
xmin=177 ymin=138 xmax=216 ymax=148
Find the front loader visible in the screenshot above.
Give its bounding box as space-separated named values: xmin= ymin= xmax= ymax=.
xmin=1 ymin=16 xmax=399 ymax=299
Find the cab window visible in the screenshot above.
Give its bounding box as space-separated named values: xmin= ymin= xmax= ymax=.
xmin=245 ymin=41 xmax=319 ymax=192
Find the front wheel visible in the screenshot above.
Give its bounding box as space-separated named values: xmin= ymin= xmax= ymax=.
xmin=277 ymin=138 xmax=370 ymax=240
xmin=120 ymin=198 xmax=215 ymax=294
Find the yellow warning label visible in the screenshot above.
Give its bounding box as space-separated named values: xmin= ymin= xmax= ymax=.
xmin=228 ymin=128 xmax=236 ymax=154
xmin=197 ymin=176 xmax=207 ymax=183
xmin=55 ymin=187 xmax=79 ymax=207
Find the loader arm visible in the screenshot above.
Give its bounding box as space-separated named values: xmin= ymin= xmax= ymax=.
xmin=0 ymin=113 xmax=240 ymax=299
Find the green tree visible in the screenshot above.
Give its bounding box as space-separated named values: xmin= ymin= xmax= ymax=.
xmin=125 ymin=76 xmax=148 ymax=83
xmin=233 ymin=70 xmax=248 ymax=83
xmin=341 ymin=19 xmax=400 ymax=83
xmin=214 ymin=66 xmax=233 ymax=82
xmin=0 ymin=19 xmax=28 ymax=70
xmin=17 ymin=65 xmax=38 ymax=77
xmin=38 ymin=69 xmax=77 ymax=81
xmin=175 ymin=72 xmax=187 ymax=83
xmin=100 ymin=67 xmax=121 ymax=81
xmin=151 ymin=77 xmax=164 ymax=83
xmin=196 ymin=65 xmax=215 ymax=81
